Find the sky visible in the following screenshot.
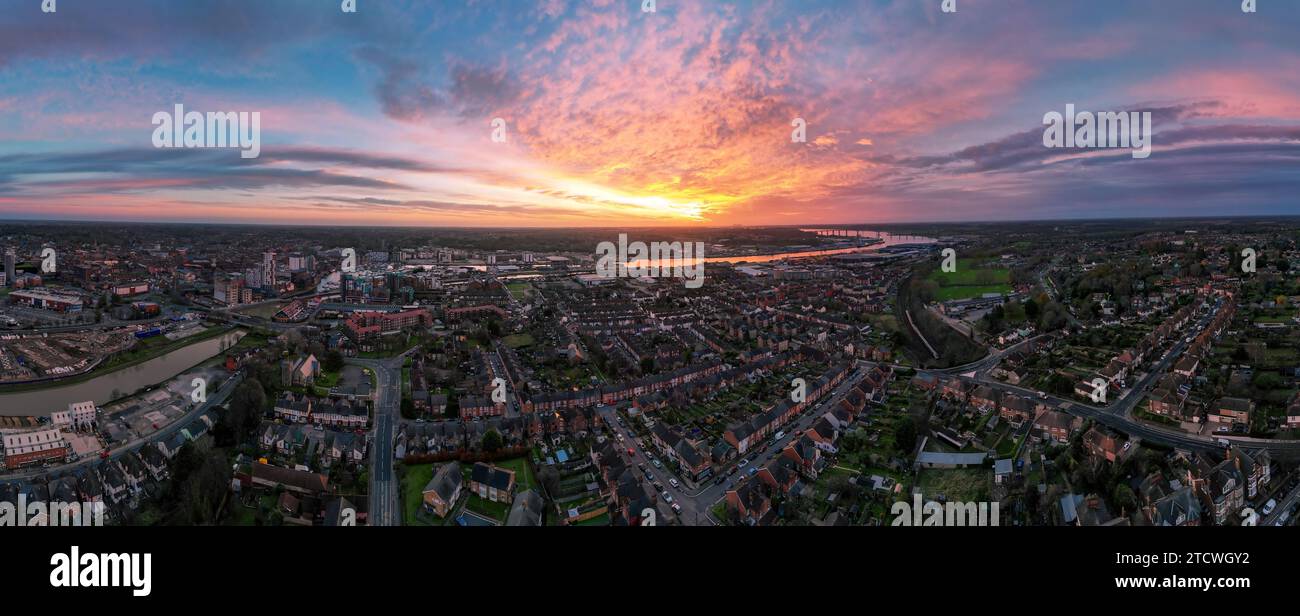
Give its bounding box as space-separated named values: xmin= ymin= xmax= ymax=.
xmin=0 ymin=0 xmax=1298 ymax=228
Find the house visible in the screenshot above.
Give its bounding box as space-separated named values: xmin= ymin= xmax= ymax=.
xmin=1082 ymin=426 xmax=1131 ymax=463
xmin=506 ymin=489 xmax=544 ymax=526
xmin=998 ymin=395 xmax=1036 ymax=427
xmin=1032 ymin=409 xmax=1079 ymax=443
xmin=1232 ymin=448 xmax=1271 ymax=500
xmin=1208 ymin=397 xmax=1253 ymax=432
xmin=1145 ymin=486 xmax=1201 ymax=527
xmin=726 ymin=481 xmax=775 ymax=526
xmin=469 ymin=462 xmax=516 ymax=504
xmin=1193 ymin=455 xmax=1244 ymax=526
xmin=282 ymin=354 xmax=320 ymax=387
xmin=1288 ymin=392 xmax=1300 ymax=429
xmin=250 ymin=462 xmax=330 ymax=496
xmin=422 ymin=461 xmax=463 ymax=518
xmin=970 ymin=385 xmax=998 ymax=412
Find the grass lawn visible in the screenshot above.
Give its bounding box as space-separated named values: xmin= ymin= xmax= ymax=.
xmin=492 ymin=456 xmax=538 ymax=491
xmin=927 ymin=258 xmax=1012 ymax=301
xmin=574 ymin=512 xmax=610 ymax=526
xmin=503 ymin=333 xmax=535 ymax=348
xmin=506 ymin=281 xmax=531 ymax=301
xmin=236 ymin=302 xmax=287 ymax=319
xmin=915 ymin=467 xmax=991 ymax=502
xmin=400 ymin=463 xmax=435 ymax=526
xmin=466 ymin=494 xmax=510 ymax=522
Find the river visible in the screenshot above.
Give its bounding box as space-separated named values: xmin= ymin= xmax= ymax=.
xmin=0 ymin=329 xmax=246 ymax=416
xmin=621 ymin=229 xmax=937 ymax=268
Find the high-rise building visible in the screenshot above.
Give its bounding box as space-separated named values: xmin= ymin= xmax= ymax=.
xmin=3 ymin=248 xmax=14 ymax=287
xmin=262 ymin=251 xmax=277 ymax=290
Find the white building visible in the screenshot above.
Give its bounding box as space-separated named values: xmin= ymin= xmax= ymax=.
xmin=2 ymin=428 xmax=68 ymax=467
xmin=68 ymin=400 xmax=97 ymax=428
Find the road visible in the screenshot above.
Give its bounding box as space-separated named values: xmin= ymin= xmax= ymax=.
xmin=598 ymin=362 xmax=870 ymax=525
xmin=348 ymin=350 xmax=414 ymax=527
xmin=926 ymin=297 xmax=1300 ymax=461
xmin=0 ymin=372 xmax=244 ymax=481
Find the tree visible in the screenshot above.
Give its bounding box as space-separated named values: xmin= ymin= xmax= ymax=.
xmin=894 ymin=419 xmax=918 ymax=456
xmin=1113 ymin=484 xmax=1137 ymax=514
xmin=482 ymin=429 xmax=503 ymax=452
xmin=223 ymin=378 xmax=266 ymax=443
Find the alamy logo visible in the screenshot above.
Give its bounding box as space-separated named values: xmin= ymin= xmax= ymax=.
xmin=891 ymin=493 xmax=999 ymax=526
xmin=1043 ymin=104 xmax=1152 ymax=159
xmin=49 ymin=546 xmax=151 ymax=597
xmin=40 ymin=247 xmax=57 ymax=274
xmin=1 ymin=496 xmax=105 ymax=526
xmin=491 ymin=377 xmax=508 ymax=404
xmin=191 ymin=377 xmax=207 ymax=404
xmin=595 ymin=233 xmax=705 ymax=289
xmin=152 ymin=104 xmax=261 ymax=159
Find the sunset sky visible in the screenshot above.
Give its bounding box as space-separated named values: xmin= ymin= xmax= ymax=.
xmin=1 ymin=0 xmax=1298 ymax=227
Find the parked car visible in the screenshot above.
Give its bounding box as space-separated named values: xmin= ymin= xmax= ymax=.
xmin=668 ymin=478 xmax=679 ymax=489
xmin=671 ymin=503 xmax=683 ymax=514
xmin=1263 ymin=499 xmax=1277 ymax=516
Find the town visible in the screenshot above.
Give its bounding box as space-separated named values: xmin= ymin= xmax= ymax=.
xmin=2 ymin=218 xmax=1299 ymax=527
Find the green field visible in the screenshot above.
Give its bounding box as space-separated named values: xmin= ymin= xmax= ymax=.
xmin=401 ymin=463 xmax=436 ymax=526
xmin=915 ymin=467 xmax=992 ymax=502
xmin=503 ymin=333 xmax=535 ymax=348
xmin=506 ymin=281 xmax=531 ymax=301
xmin=927 ymin=259 xmax=1012 ymax=301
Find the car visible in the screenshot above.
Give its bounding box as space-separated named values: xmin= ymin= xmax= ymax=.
xmin=645 ymin=472 xmax=654 ymax=481
xmin=727 ymin=466 xmax=738 ymax=476
xmin=616 ymin=433 xmax=625 ymax=442
xmin=1277 ymin=510 xmax=1291 ymax=526
xmin=668 ymin=478 xmax=679 ymax=489
xmin=653 ymin=481 xmax=664 ymax=492
xmin=774 ymin=431 xmax=785 ymax=440
xmin=627 ymin=447 xmax=635 ymax=456
xmin=748 ymin=467 xmax=759 ymax=476
xmin=714 ymin=475 xmax=726 ymax=485
xmin=1263 ymin=499 xmax=1277 ymax=516
xmin=663 ymin=494 xmax=674 ymax=503
xmin=671 ymin=503 xmax=683 ymax=514
xmin=637 ymin=463 xmax=646 ymax=471
xmin=651 ymin=459 xmax=661 ymax=468
xmin=737 ymin=458 xmax=749 ymax=467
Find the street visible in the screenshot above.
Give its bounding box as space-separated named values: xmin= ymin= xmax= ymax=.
xmin=348 ymin=350 xmax=413 ymax=527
